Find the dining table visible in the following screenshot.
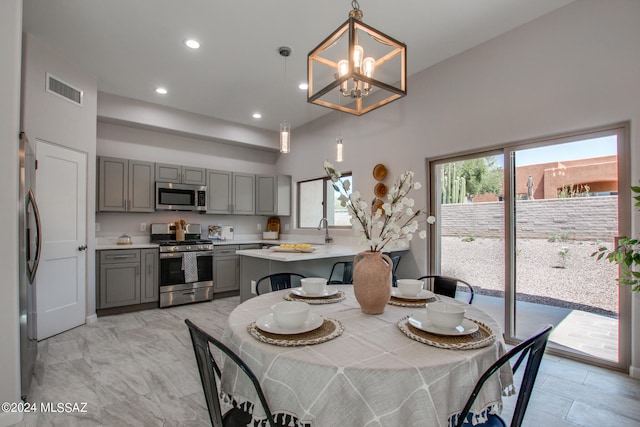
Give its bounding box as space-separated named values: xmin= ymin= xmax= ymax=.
xmin=220 ymin=285 xmax=513 ymax=427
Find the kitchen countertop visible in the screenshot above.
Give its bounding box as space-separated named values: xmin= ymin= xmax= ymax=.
xmin=96 ymin=243 xmax=160 ymax=250
xmin=236 ymin=244 xmax=407 ymax=262
xmin=96 ymin=239 xmax=278 ymax=250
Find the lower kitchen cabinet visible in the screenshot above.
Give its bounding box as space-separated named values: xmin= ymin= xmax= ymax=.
xmin=140 ymin=248 xmax=159 ymax=303
xmin=213 ymin=245 xmax=239 ymax=293
xmin=97 ymin=248 xmax=158 ymax=311
xmin=213 ymin=244 xmax=260 ymax=294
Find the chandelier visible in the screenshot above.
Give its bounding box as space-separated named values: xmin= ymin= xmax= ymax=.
xmin=307 ymin=0 xmax=407 ymax=116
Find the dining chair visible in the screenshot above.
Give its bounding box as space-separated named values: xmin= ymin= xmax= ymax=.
xmin=454 ymin=324 xmax=553 ymax=427
xmin=185 ymin=319 xmax=276 ymax=427
xmin=327 ymin=261 xmax=353 ymax=284
xmin=255 ymin=272 xmax=306 ymax=295
xmin=417 ymin=275 xmax=475 ymax=304
xmin=390 ymin=255 xmax=401 ymax=286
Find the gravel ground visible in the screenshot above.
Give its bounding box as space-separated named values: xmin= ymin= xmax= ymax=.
xmin=441 ymin=236 xmax=619 ymax=316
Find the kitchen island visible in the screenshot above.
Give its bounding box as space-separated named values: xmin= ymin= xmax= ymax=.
xmin=236 ymin=244 xmax=408 ymax=302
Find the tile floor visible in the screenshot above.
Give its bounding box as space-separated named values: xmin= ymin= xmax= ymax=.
xmin=14 ymin=296 xmax=640 ymax=427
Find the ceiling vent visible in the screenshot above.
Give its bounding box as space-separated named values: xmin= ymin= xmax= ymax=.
xmin=46 ymin=72 xmax=83 ymax=106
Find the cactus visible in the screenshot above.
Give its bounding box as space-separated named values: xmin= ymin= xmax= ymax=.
xmin=459 ymin=177 xmax=466 ymax=203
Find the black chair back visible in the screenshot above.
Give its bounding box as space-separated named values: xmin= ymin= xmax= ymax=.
xmin=454 ymin=324 xmax=553 ymax=427
xmin=390 ymin=255 xmax=401 ymax=286
xmin=255 ymin=272 xmax=306 ymax=295
xmin=185 ymin=319 xmax=276 ymax=427
xmin=417 ymin=275 xmax=475 ymax=304
xmin=328 ymin=261 xmax=353 ymax=284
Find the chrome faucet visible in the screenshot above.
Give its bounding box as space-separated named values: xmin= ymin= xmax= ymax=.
xmin=317 ymin=218 xmax=333 ymax=243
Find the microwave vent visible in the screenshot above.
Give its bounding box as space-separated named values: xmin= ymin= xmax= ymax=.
xmin=46 ymin=73 xmax=83 ymax=106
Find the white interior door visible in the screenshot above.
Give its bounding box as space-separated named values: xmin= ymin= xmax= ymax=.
xmin=35 ymin=140 xmax=87 ymax=340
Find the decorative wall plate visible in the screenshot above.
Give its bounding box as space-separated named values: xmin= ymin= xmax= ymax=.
xmin=374 ymin=182 xmax=388 ymax=197
xmin=373 ymin=164 xmax=387 ymax=181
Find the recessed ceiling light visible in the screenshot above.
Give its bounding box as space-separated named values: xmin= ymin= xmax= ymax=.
xmin=155 ymin=87 xmax=168 ymax=95
xmin=184 ymin=39 xmax=200 ymax=49
xmin=298 ymin=83 xmax=309 ymax=90
xmin=252 ymin=112 xmax=262 ymax=119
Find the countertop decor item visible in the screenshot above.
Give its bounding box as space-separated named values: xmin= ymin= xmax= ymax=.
xmin=175 ymin=219 xmax=186 ymax=241
xmin=373 ymin=163 xmax=387 ymax=181
xmin=116 ymin=234 xmax=132 ymax=245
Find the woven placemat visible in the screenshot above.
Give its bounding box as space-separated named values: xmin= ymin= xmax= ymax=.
xmin=397 ymin=316 xmax=496 ymax=350
xmin=283 ymin=290 xmax=346 ymax=305
xmin=388 ymin=296 xmax=438 ymax=307
xmin=248 ymin=318 xmax=344 ymax=347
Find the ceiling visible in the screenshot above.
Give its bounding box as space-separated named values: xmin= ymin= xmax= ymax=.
xmin=22 ymin=0 xmax=574 ymax=133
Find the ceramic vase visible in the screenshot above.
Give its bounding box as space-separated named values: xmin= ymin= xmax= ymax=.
xmin=352 ymin=251 xmax=393 ymax=314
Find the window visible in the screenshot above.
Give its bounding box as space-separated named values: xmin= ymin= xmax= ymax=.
xmin=298 ymin=173 xmax=352 ymax=228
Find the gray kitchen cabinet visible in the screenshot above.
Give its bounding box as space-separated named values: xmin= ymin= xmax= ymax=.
xmin=140 ymin=248 xmax=159 ymax=303
xmin=213 ymin=245 xmax=240 ymax=293
xmin=97 ymin=248 xmax=159 ymax=310
xmin=156 ymin=163 xmax=206 ymax=185
xmin=98 ymin=156 xmax=155 ymax=212
xmin=98 ymin=250 xmax=141 ymax=308
xmin=206 ymin=169 xmax=255 ymax=214
xmin=255 ymin=174 xmax=291 ymax=216
xmin=233 ymin=172 xmax=255 ymax=214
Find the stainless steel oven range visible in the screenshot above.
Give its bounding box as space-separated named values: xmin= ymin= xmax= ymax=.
xmin=150 ymin=223 xmax=213 ymax=308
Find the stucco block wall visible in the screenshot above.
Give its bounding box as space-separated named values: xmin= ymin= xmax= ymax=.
xmin=441 ymin=196 xmax=618 ymax=240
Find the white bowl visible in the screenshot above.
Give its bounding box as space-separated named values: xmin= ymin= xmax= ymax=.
xmin=426 ymin=301 xmax=466 ymax=329
xmin=397 ymin=279 xmax=424 ymax=297
xmin=271 ymin=301 xmax=310 ymax=329
xmin=300 ymin=277 xmax=327 ymax=296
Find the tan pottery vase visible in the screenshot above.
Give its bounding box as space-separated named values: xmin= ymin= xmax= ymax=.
xmin=352 ymin=251 xmax=393 ymax=314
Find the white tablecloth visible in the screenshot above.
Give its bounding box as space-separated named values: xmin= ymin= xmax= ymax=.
xmin=221 ymin=286 xmax=512 ymax=427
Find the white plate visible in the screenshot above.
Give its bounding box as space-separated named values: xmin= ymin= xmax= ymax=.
xmin=291 ymin=287 xmax=339 ymax=297
xmin=256 ymin=313 xmax=324 ymax=335
xmin=391 ymin=289 xmax=435 ymax=300
xmin=407 ymin=312 xmax=479 ymax=336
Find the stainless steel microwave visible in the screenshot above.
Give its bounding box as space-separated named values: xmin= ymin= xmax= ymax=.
xmin=156 ymin=182 xmax=207 ymax=211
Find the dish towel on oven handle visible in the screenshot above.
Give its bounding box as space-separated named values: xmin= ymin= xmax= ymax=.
xmin=182 ymin=252 xmax=199 ymax=283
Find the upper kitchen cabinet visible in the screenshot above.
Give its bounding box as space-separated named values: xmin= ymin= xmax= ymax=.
xmin=206 ymin=169 xmax=255 ymax=215
xmin=98 ymin=156 xmax=155 ymax=212
xmin=155 ymin=163 xmax=206 ymax=185
xmin=233 ymin=173 xmax=256 ymax=215
xmin=255 ymin=175 xmax=291 ymax=216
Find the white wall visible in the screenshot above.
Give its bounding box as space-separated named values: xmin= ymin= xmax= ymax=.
xmin=0 ymin=2 xmax=23 ymax=425
xmin=276 ymin=0 xmax=640 ymax=375
xmin=98 ymin=92 xmax=277 ymax=151
xmin=21 ymin=33 xmax=98 ymax=320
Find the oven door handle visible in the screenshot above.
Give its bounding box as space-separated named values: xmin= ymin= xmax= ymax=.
xmin=159 ymin=250 xmax=214 ymax=259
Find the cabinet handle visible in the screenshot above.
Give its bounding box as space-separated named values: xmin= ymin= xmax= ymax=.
xmin=108 ymin=255 xmax=134 ymax=259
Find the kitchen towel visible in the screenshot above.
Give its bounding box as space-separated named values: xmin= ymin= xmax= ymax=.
xmin=182 ymin=252 xmax=199 ymax=283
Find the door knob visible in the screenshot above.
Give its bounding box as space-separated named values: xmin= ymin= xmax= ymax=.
xmin=78 ymin=245 xmax=87 ymax=251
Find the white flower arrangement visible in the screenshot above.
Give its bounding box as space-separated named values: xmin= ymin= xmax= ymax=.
xmin=323 ymin=161 xmax=436 ymax=252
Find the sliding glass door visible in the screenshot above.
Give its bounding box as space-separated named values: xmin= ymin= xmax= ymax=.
xmin=429 ymin=123 xmax=631 ymax=370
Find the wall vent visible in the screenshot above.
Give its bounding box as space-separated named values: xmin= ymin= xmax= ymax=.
xmin=46 ymin=72 xmax=83 ymax=106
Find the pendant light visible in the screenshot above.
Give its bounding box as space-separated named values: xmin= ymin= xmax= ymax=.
xmin=336 ymin=137 xmax=344 ymax=162
xmin=307 ymin=0 xmax=407 ymax=116
xmin=279 ymin=46 xmax=292 ymax=153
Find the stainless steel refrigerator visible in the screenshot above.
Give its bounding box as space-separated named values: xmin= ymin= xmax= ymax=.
xmin=19 ymin=132 xmax=41 ymax=399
